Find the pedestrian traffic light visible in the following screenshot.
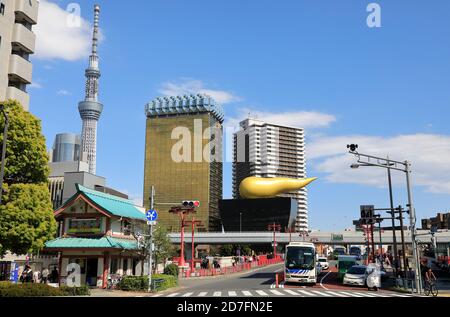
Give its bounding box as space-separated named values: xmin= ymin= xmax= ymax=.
xmin=182 ymin=200 xmax=200 ymax=208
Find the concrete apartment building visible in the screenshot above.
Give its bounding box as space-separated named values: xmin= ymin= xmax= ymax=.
xmin=143 ymin=94 xmax=224 ymax=232
xmin=0 ymin=0 xmax=39 ymax=110
xmin=233 ymin=118 xmax=309 ymax=232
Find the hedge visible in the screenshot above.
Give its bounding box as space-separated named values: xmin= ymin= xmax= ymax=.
xmin=118 ymin=274 xmax=177 ymax=292
xmin=163 ymin=264 xmax=179 ymax=277
xmin=0 ymin=282 xmax=90 ymax=297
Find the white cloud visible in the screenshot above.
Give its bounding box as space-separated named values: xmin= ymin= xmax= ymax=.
xmin=29 ymin=81 xmax=43 ymax=89
xmin=308 ymin=134 xmax=450 ymax=194
xmin=159 ymin=79 xmax=241 ymax=104
xmin=34 ymin=0 xmax=101 ymax=61
xmin=56 ymin=89 xmax=71 ymax=96
xmin=226 ymin=108 xmax=337 ymax=129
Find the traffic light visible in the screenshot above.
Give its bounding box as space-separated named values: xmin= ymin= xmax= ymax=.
xmin=360 ymin=205 xmax=374 ymax=224
xmin=182 ymin=200 xmax=200 ymax=208
xmin=347 ymin=144 xmax=358 ymax=152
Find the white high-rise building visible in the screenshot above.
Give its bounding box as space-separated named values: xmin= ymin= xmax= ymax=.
xmin=78 ymin=5 xmax=103 ymax=175
xmin=233 ymin=118 xmax=309 ymax=232
xmin=0 ymin=0 xmax=39 ymax=110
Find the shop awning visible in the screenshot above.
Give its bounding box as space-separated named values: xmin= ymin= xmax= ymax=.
xmin=44 ymin=236 xmax=140 ymax=250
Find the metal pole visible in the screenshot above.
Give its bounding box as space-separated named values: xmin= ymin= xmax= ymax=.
xmin=405 ymin=161 xmax=422 ymax=294
xmin=147 ymin=186 xmax=154 ymax=292
xmin=371 ymin=224 xmax=375 ymax=263
xmin=387 ymin=157 xmax=399 ymax=273
xmin=273 ymin=226 xmax=276 ymax=259
xmin=191 ymin=217 xmax=195 ymax=272
xmin=378 ymin=221 xmax=383 ymax=256
xmin=398 ymin=206 xmax=407 ymax=277
xmin=0 ymin=107 xmax=9 ymax=205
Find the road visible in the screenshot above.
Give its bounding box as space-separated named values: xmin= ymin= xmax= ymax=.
xmin=152 ymin=263 xmax=422 ymax=298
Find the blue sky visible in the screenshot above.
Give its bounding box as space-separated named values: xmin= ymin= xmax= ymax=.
xmin=29 ymin=0 xmax=450 ymax=231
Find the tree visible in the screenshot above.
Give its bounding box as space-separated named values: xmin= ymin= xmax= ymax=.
xmin=0 ymin=100 xmax=55 ymax=256
xmin=0 ymin=100 xmax=49 ymax=184
xmin=153 ymin=224 xmax=175 ymax=266
xmin=0 ymin=184 xmax=56 ymax=256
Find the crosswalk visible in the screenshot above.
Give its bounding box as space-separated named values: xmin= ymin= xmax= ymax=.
xmin=153 ymin=289 xmax=418 ymax=298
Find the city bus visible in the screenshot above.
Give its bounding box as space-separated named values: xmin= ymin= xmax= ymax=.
xmin=284 ymin=242 xmax=317 ymax=284
xmin=337 ymin=255 xmax=358 ymax=281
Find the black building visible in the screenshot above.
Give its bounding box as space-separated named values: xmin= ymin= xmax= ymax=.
xmin=219 ymin=197 xmax=298 ymax=232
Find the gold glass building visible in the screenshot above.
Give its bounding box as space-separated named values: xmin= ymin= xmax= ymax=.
xmin=143 ymin=94 xmax=224 ymax=232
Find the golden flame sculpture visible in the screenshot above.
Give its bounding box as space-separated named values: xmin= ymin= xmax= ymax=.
xmin=239 ymin=177 xmax=318 ymax=199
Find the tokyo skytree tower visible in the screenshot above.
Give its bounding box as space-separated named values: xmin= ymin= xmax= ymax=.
xmin=78 ymin=5 xmax=103 ymax=175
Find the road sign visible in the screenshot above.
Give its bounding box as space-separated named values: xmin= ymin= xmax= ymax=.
xmin=146 ymin=209 xmax=158 ymax=222
xmin=331 ymin=234 xmax=343 ymax=241
xmin=147 ymin=221 xmax=157 ymax=226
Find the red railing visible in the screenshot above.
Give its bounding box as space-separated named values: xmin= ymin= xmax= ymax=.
xmin=180 ymin=257 xmax=283 ymax=278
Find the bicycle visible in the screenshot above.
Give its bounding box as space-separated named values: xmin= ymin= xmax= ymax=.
xmin=107 ymin=274 xmax=122 ymax=290
xmin=423 ymin=279 xmax=438 ymax=297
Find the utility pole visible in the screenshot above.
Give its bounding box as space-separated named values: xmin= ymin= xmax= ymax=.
xmin=405 ymin=161 xmax=422 ymax=294
xmin=386 ymin=156 xmax=399 ymax=273
xmin=397 ymin=206 xmax=407 ymax=277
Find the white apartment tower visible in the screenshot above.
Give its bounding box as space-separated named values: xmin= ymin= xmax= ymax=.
xmin=78 ymin=5 xmax=103 ymax=175
xmin=233 ymin=119 xmax=309 ymax=232
xmin=0 ymin=0 xmax=39 ymax=110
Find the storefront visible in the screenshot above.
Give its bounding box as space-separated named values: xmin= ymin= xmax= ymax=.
xmin=44 ymin=184 xmax=148 ymax=288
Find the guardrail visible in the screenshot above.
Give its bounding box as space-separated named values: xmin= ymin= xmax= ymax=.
xmin=391 ymin=277 xmax=416 ymax=293
xmin=181 ymin=257 xmax=283 ymax=278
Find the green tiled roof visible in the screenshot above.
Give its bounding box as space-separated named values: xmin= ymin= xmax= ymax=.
xmin=76 ymin=184 xmax=147 ymax=221
xmin=45 ymin=236 xmax=140 ymax=250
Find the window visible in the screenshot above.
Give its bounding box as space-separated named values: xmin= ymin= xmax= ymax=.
xmin=0 ymin=3 xmax=5 ymax=15
xmin=123 ymin=259 xmax=128 ymax=275
xmin=110 ymin=259 xmax=118 ymax=275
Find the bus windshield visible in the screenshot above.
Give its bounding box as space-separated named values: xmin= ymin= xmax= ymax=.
xmin=286 ymin=247 xmax=315 ymax=270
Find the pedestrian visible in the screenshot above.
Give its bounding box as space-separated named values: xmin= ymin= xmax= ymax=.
xmin=41 ymin=267 xmax=50 ymax=284
xmin=50 ymin=266 xmax=59 ymax=283
xmin=20 ymin=265 xmax=33 ymax=283
xmin=33 ymin=269 xmax=41 ymax=284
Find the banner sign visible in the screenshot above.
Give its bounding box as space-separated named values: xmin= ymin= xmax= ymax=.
xmin=68 ymin=218 xmax=102 ymax=234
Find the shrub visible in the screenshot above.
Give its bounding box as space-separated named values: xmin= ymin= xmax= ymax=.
xmin=118 ymin=274 xmax=177 ymax=292
xmin=60 ymin=285 xmax=90 ymax=296
xmin=0 ymin=282 xmax=63 ymax=297
xmin=163 ymin=264 xmax=179 ymax=277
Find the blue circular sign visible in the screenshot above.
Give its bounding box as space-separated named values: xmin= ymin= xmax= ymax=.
xmin=146 ymin=209 xmax=158 ymax=221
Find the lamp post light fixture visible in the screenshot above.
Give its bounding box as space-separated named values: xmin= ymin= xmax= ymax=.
xmin=347 ymin=144 xmax=422 ymax=294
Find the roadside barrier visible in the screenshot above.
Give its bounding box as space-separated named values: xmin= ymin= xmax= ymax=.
xmin=180 ymin=257 xmax=283 ymax=278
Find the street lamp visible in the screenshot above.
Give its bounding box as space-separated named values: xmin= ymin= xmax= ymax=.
xmin=0 ymin=105 xmax=9 ymax=205
xmin=347 ymin=144 xmax=423 ymax=294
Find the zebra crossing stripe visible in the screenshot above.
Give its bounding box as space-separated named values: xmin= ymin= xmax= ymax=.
xmin=338 ymin=291 xmax=363 ymax=297
xmin=311 ymin=290 xmax=332 ymax=297
xmin=228 ymin=291 xmax=237 ymax=297
xmin=182 ymin=292 xmax=193 ymax=297
xmin=325 ymin=291 xmax=347 ymax=297
xmin=284 ymin=289 xmax=300 ymax=296
xmin=297 ymin=290 xmax=315 ymax=296
xmin=167 ymin=293 xmax=179 ymax=297
xmin=213 ymin=291 xmax=222 ymax=297
xmin=198 ymin=292 xmax=208 ymax=297
xmin=151 ymin=293 xmax=163 ymax=297
xmin=389 ymin=293 xmax=411 ymax=297
xmin=269 ymin=290 xmax=284 ymax=296
xmin=353 ymin=292 xmax=377 ymax=297
xmin=242 ymin=291 xmax=253 ymax=296
xmin=256 ymin=290 xmax=269 ymax=296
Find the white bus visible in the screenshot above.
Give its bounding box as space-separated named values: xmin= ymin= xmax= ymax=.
xmin=284 ymin=242 xmax=317 ymax=284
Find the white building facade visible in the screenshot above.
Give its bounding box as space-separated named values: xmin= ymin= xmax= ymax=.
xmin=0 ymin=0 xmax=39 ymax=110
xmin=233 ymin=119 xmax=309 ymax=232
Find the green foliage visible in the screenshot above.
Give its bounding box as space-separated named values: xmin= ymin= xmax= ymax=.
xmin=118 ymin=274 xmax=177 ymax=292
xmin=0 ymin=100 xmax=49 ymax=184
xmin=0 ymin=183 xmax=57 ymax=256
xmin=59 ymin=285 xmax=90 ymax=296
xmin=153 ymin=223 xmax=176 ymax=266
xmin=0 ymin=282 xmax=90 ymax=297
xmin=219 ymin=244 xmax=254 ymax=256
xmin=163 ymin=263 xmax=179 ymax=277
xmin=0 ymin=282 xmax=63 ymax=297
xmin=0 ymin=100 xmax=55 ymax=256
